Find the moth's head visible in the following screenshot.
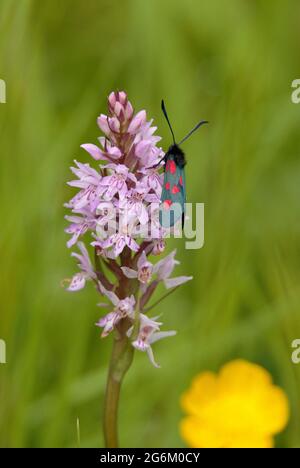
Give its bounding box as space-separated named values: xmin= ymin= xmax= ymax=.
xmin=168 ymin=143 xmax=184 ymax=157
xmin=167 ymin=143 xmax=186 ymax=168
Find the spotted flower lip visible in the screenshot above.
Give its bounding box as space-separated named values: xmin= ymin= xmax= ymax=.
xmin=127 ymin=314 xmax=176 ymax=368
xmin=121 ymin=249 xmax=193 ymax=290
xmin=118 ymin=185 xmax=155 ymax=226
xmin=99 ymin=164 xmax=137 ymax=201
xmin=121 ymin=251 xmax=153 ymax=284
xmin=180 ymin=360 xmax=290 ymax=448
xmin=98 ymin=232 xmax=140 ymax=258
xmin=99 ymin=285 xmax=136 ymax=316
xmin=96 ymin=287 xmax=136 ymax=337
xmin=65 ymin=208 xmax=96 ymax=248
xmin=66 ymin=242 xmax=97 ymax=291
xmin=150 ymin=239 xmax=166 ymax=256
xmin=138 ymin=166 xmax=163 ymax=196
xmin=96 ymin=284 xmax=135 ymax=338
xmin=95 ymin=311 xmax=119 ymax=337
xmin=66 ymin=160 xmax=104 ymax=211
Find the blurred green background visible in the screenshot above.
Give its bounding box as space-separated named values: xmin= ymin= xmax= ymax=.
xmin=1 ymin=0 xmax=300 ymax=448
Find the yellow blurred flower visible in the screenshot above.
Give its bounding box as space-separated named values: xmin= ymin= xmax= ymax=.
xmin=180 ymin=359 xmax=289 ymax=448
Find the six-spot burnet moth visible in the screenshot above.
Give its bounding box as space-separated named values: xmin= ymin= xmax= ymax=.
xmin=158 ymin=100 xmax=208 ymax=228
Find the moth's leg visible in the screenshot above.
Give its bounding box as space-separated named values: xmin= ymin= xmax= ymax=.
xmin=182 ymin=212 xmax=185 ymax=229
xmin=154 ymin=155 xmax=167 ymax=168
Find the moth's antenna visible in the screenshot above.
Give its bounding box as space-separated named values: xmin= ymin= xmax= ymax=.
xmin=179 ymin=120 xmax=209 ymax=146
xmin=161 ymin=100 xmax=176 ymax=145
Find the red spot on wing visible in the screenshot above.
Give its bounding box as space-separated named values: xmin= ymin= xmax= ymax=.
xmin=169 ymin=161 xmax=176 ymax=174
xmin=163 ymin=199 xmax=172 ymax=210
xmin=165 ymin=182 xmax=170 ymax=190
xmin=172 ymin=185 xmax=180 ymax=194
xmin=165 ymin=161 xmax=170 ymax=172
xmin=179 ymin=175 xmax=183 ymax=186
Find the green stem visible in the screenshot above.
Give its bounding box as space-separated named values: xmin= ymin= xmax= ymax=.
xmin=103 ymin=322 xmax=134 ymax=448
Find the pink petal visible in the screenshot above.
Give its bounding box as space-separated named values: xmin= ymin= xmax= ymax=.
xmin=101 ymin=237 xmax=115 ymax=248
xmin=100 ymin=175 xmax=113 ymax=186
xmin=97 ymin=114 xmax=110 ymax=134
xmin=149 ymin=330 xmax=177 ymax=344
xmin=67 ymin=273 xmax=86 ymax=291
xmin=125 ymin=237 xmax=140 ymax=253
xmin=128 ymin=110 xmax=146 ymax=134
xmin=146 ymin=346 xmax=160 ymax=368
xmin=115 ymin=164 xmax=128 ymax=176
xmin=67 ymin=233 xmax=80 ymax=249
xmin=114 ymin=101 xmax=123 ymax=117
xmin=108 ymin=117 xmax=120 ymax=133
xmin=118 ymin=91 xmax=127 ymax=104
xmin=121 ymin=267 xmax=138 ymax=279
xmin=125 ymin=101 xmax=133 ymax=119
xmin=135 ymin=140 xmax=151 ymax=157
xmin=99 ymin=285 xmax=119 ymax=306
xmin=118 ymin=183 xmax=128 ymax=200
xmin=163 ymin=276 xmax=193 ymax=289
xmin=137 ymin=251 xmax=148 ymax=269
xmin=132 ymin=339 xmax=149 ymax=352
xmin=139 ymin=204 xmax=149 ymax=225
xmin=80 ymin=144 xmax=104 ymax=161
xmin=108 ymin=92 xmax=116 ymax=108
xmin=128 ymin=172 xmax=137 ymax=183
xmin=105 ymin=185 xmax=118 ymax=200
xmin=114 ymin=238 xmax=126 ymax=257
xmin=154 ymin=250 xmax=178 ymax=279
xmin=108 ymin=146 xmax=122 ymax=159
